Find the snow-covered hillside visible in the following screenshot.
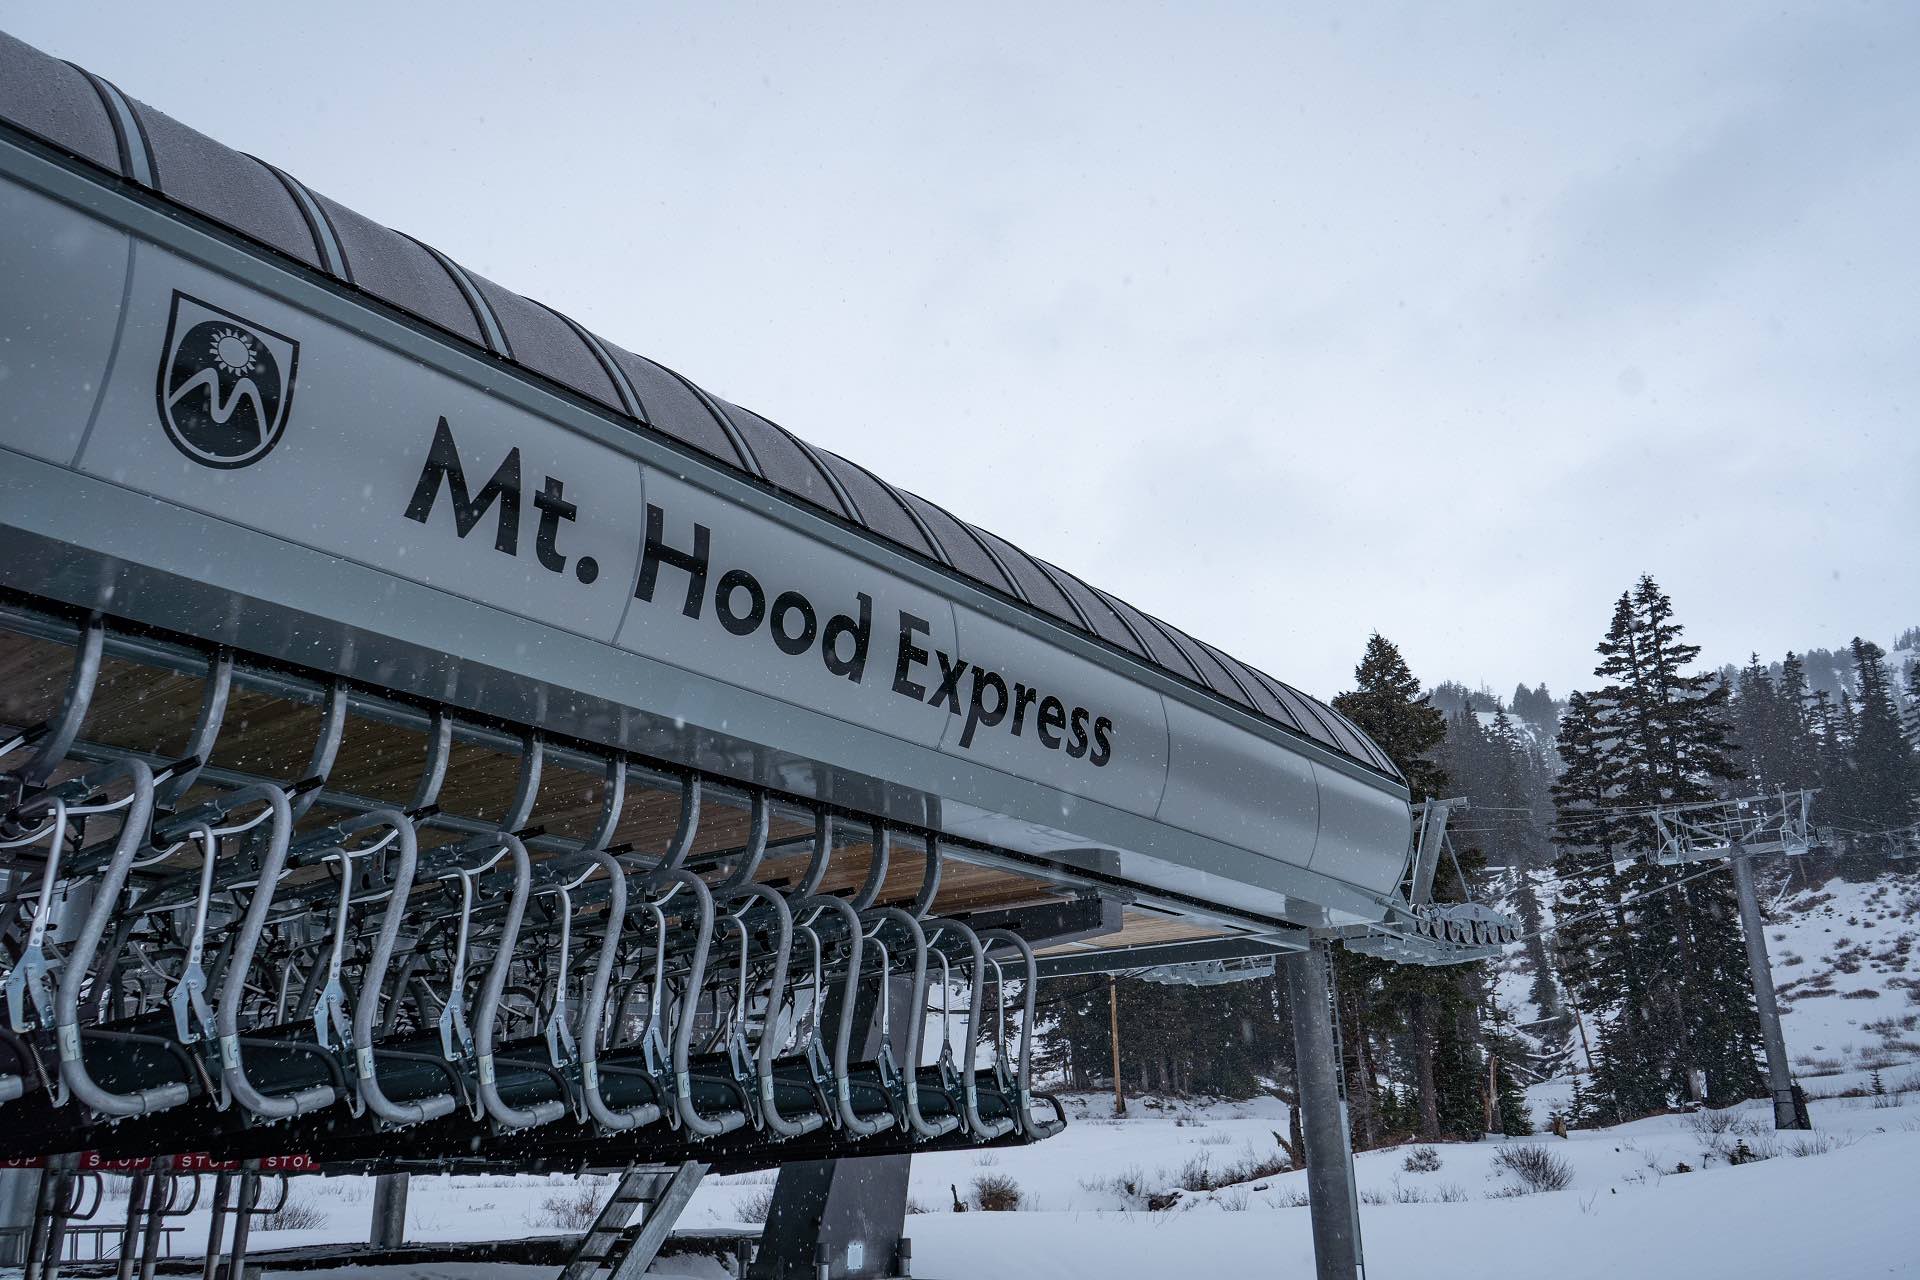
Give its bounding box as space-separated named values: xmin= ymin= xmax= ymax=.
xmin=1492 ymin=863 xmax=1920 ymax=1096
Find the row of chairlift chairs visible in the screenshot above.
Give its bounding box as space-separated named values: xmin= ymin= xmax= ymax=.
xmin=0 ymin=666 xmax=1064 ymax=1176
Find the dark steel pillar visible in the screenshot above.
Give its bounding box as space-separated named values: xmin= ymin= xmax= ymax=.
xmin=1730 ymin=854 xmax=1804 ymax=1129
xmin=369 ymin=1173 xmax=409 ymax=1248
xmin=751 ymin=975 xmax=909 ymax=1280
xmin=1285 ymin=938 xmax=1364 ymax=1280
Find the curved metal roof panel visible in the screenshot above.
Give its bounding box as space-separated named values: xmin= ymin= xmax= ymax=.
xmin=602 ymin=346 xmax=750 ymax=469
xmin=970 ymin=528 xmax=1083 ymax=631
xmin=1035 ymin=564 xmax=1151 ymax=661
xmin=0 ymin=27 xmax=1401 ymax=787
xmin=893 ymin=493 xmax=1021 ymax=599
xmin=131 ymin=103 xmax=323 ymax=270
xmin=311 ymin=192 xmax=486 ymax=343
xmin=0 ymin=45 xmax=115 ymax=171
xmin=810 ymin=451 xmax=941 ymax=561
xmin=713 ymin=400 xmax=851 ymax=520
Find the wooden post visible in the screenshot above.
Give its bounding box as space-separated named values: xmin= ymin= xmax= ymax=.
xmin=1483 ymin=1054 xmax=1499 ymax=1136
xmin=1108 ymin=975 xmax=1126 ymax=1117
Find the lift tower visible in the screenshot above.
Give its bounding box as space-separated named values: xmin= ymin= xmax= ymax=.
xmin=1650 ymin=791 xmax=1817 ymax=1130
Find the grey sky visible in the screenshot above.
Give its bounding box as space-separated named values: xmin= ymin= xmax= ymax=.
xmin=8 ymin=2 xmax=1915 ymax=702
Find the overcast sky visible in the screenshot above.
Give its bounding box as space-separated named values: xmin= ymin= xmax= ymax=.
xmin=9 ymin=3 xmax=1915 ymax=701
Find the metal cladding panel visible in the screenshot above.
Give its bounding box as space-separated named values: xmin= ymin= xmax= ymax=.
xmin=612 ymin=470 xmax=956 ymax=755
xmin=969 ymin=529 xmax=1082 ymax=630
xmin=1298 ymin=695 xmax=1367 ymax=758
xmin=466 ymin=276 xmax=621 ymax=412
xmin=721 ymin=402 xmax=844 ymax=518
xmin=1269 ymin=682 xmax=1348 ymax=755
xmin=714 ymin=402 xmax=847 ymax=518
xmin=940 ymin=609 xmax=1168 ymax=820
xmin=895 ymin=494 xmax=1017 ymax=597
xmin=810 ymin=451 xmax=940 ymax=561
xmin=1322 ymin=704 xmax=1396 ymax=775
xmin=68 ymin=239 xmax=645 ymax=644
xmin=1200 ymin=642 xmax=1290 ymax=724
xmin=0 ymin=177 xmax=129 ymax=463
xmin=1035 ymin=564 xmax=1149 ymax=660
xmin=1238 ymin=665 xmax=1306 ymax=734
xmin=1293 ymin=685 xmax=1378 ymax=763
xmin=0 ymin=34 xmax=117 ymax=170
xmin=1156 ymin=698 xmax=1319 ymax=870
xmin=1309 ymin=761 xmax=1412 ymax=895
xmin=602 ymin=347 xmax=746 ymax=469
xmin=127 ymin=104 xmax=320 ymax=270
xmin=1153 ymin=620 xmax=1257 ymax=712
xmin=314 ymin=191 xmax=487 ymax=343
xmin=1092 ymin=588 xmax=1201 ymax=680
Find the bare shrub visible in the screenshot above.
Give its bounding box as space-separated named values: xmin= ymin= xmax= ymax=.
xmin=1171 ymin=1141 xmax=1291 ymax=1193
xmin=1081 ymin=1163 xmax=1148 ymax=1207
xmin=1784 ymin=1133 xmax=1857 ymax=1158
xmin=1402 ymin=1145 xmax=1442 ymax=1173
xmin=532 ymin=1187 xmax=604 ymax=1230
xmin=1493 ymin=1144 xmax=1573 ymax=1194
xmin=1685 ymin=1108 xmax=1740 ymax=1137
xmin=1218 ymin=1187 xmax=1251 ymax=1211
xmin=733 ymin=1187 xmax=777 ymax=1224
xmin=1432 ymin=1182 xmax=1468 ymax=1203
xmin=971 ymin=1173 xmax=1022 ymax=1212
xmin=1274 ymin=1186 xmax=1310 ymax=1208
xmin=257 ymin=1193 xmax=326 ymax=1232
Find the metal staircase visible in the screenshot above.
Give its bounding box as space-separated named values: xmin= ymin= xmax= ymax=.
xmin=559 ymin=1162 xmax=707 ymax=1280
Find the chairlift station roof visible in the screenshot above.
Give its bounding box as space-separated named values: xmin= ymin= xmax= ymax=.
xmin=0 ymin=29 xmax=1412 ymax=936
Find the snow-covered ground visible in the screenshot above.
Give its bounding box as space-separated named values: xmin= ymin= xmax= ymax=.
xmin=33 ymin=867 xmax=1920 ymax=1278
xmin=110 ymin=1085 xmax=1914 ymax=1279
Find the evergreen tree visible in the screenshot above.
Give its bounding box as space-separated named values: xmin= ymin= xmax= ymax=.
xmin=1334 ymin=634 xmax=1497 ymax=1141
xmin=1732 ymin=656 xmax=1785 ymax=790
xmin=1551 ymin=577 xmax=1764 ymax=1116
xmin=1843 ymin=638 xmax=1919 ymax=832
xmin=1335 ymin=634 xmax=1447 ymax=803
xmin=1773 ymin=653 xmax=1821 ymax=791
xmin=1511 ymin=682 xmax=1561 ymax=733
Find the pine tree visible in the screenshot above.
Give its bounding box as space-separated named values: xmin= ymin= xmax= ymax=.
xmin=1334 ymin=634 xmax=1447 ymax=802
xmin=1732 ymin=656 xmax=1785 ymax=790
xmin=1333 ymin=634 xmax=1495 ymax=1141
xmin=1551 ymin=577 xmax=1764 ymax=1115
xmin=1844 ymin=638 xmax=1919 ymax=832
xmin=1774 ymin=653 xmax=1821 ymax=791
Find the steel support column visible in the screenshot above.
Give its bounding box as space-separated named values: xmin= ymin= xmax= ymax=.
xmin=369 ymin=1173 xmax=410 ymax=1248
xmin=1285 ymin=938 xmax=1363 ymax=1280
xmin=1729 ymin=854 xmax=1805 ymax=1130
xmin=751 ymin=974 xmax=911 ymax=1280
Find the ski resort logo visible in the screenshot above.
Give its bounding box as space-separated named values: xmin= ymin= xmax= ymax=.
xmin=155 ymin=293 xmax=298 ymax=468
